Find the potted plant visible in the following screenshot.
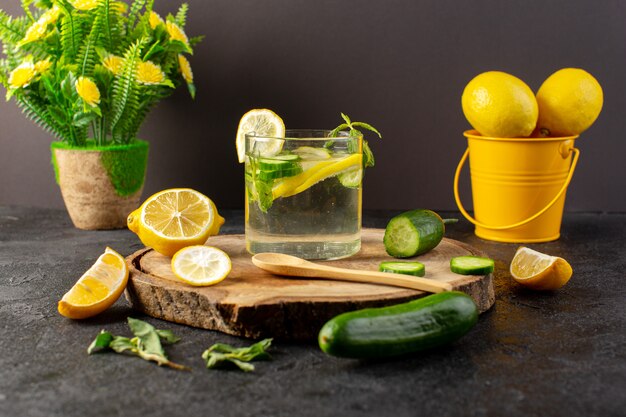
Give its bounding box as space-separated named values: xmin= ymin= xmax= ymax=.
xmin=0 ymin=0 xmax=201 ymax=229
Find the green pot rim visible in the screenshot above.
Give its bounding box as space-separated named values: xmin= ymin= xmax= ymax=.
xmin=50 ymin=139 xmax=149 ymax=152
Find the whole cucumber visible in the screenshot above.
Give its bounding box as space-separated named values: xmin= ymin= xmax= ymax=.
xmin=318 ymin=291 xmax=478 ymax=359
xmin=383 ymin=209 xmax=453 ymax=258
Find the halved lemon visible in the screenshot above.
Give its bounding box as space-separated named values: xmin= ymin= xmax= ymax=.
xmin=58 ymin=247 xmax=129 ymax=319
xmin=236 ymin=109 xmax=285 ymax=163
xmin=127 ymin=188 xmax=225 ymax=257
xmin=171 ymin=246 xmax=231 ymax=286
xmin=510 ymin=247 xmax=573 ymax=290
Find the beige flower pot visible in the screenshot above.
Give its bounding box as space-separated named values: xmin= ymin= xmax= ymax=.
xmin=51 ymin=141 xmax=149 ymax=230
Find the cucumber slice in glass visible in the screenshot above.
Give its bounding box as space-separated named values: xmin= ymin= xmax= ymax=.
xmin=292 ymin=146 xmax=331 ymax=160
xmin=379 ymin=261 xmax=425 ymax=277
xmin=338 ymin=167 xmax=362 ymax=188
xmin=450 ymin=256 xmax=494 ymax=275
xmin=258 ymin=158 xmax=299 ymax=171
xmin=272 ymin=154 xmax=300 ymax=162
xmin=258 ymin=166 xmax=302 ymax=181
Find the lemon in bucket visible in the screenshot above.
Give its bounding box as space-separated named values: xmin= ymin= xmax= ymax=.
xmin=536 ymin=68 xmax=603 ymax=136
xmin=461 ymin=71 xmax=538 ymax=138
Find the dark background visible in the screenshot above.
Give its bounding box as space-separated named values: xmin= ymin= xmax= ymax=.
xmin=1 ymin=0 xmax=625 ymax=211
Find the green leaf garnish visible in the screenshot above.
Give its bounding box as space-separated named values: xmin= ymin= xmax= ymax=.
xmin=87 ymin=318 xmax=189 ymax=371
xmin=201 ymin=339 xmax=272 ymax=372
xmin=330 ymin=113 xmax=382 ymax=170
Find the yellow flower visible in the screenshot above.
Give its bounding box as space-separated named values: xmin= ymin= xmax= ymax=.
xmin=75 ymin=76 xmax=101 ymax=107
xmin=34 ymin=58 xmax=52 ymax=73
xmin=40 ymin=6 xmax=62 ymax=25
xmin=20 ymin=20 xmax=48 ymax=45
xmin=178 ymin=54 xmax=193 ymax=83
xmin=71 ymin=0 xmax=99 ymax=11
xmin=103 ymin=55 xmax=124 ymax=75
xmin=149 ymin=11 xmax=164 ymax=29
xmin=136 ymin=61 xmax=166 ymax=85
xmin=166 ymin=21 xmax=189 ymax=45
xmin=19 ymin=6 xmax=62 ymax=46
xmin=8 ymin=62 xmax=36 ymax=88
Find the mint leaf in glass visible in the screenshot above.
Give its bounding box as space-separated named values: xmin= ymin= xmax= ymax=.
xmin=330 ymin=113 xmax=382 ymax=169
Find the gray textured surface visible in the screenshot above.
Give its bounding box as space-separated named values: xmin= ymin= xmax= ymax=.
xmin=1 ymin=0 xmax=626 ymax=211
xmin=1 ymin=207 xmax=625 ymax=417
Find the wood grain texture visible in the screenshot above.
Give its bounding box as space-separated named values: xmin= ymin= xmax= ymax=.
xmin=125 ymin=229 xmax=494 ymax=341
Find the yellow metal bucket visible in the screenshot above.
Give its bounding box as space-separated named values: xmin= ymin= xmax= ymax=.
xmin=453 ymin=130 xmax=580 ymax=243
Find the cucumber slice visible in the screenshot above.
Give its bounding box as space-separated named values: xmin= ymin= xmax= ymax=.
xmin=450 ymin=256 xmax=494 ymax=275
xmin=258 ymin=165 xmax=302 ymax=181
xmin=379 ymin=261 xmax=425 ymax=277
xmin=338 ymin=167 xmax=362 ymax=188
xmin=292 ymin=146 xmax=331 ymax=160
xmin=383 ymin=209 xmax=445 ymax=258
xmin=258 ymin=158 xmax=299 ymax=171
xmin=272 ymin=154 xmax=300 ymax=162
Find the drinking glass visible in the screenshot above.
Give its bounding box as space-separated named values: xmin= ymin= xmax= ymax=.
xmin=245 ymin=129 xmax=363 ymax=260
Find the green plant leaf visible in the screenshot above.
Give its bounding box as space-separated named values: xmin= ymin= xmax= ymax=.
xmin=48 ymin=106 xmax=68 ymax=124
xmin=201 ymin=339 xmax=273 ymax=372
xmin=60 ymin=71 xmax=77 ymax=100
xmin=175 ymin=3 xmax=188 ymax=27
xmin=329 ymin=123 xmax=349 ymax=138
xmin=72 ymin=111 xmax=96 ymax=127
xmin=156 ymin=329 xmax=181 ymax=344
xmin=109 ymin=337 xmax=136 ymax=353
xmin=166 ymin=39 xmax=192 ymax=55
xmin=127 ymin=317 xmax=165 ymax=357
xmin=363 ymin=140 xmax=375 ymax=168
xmin=87 ymin=330 xmax=114 ymax=354
xmin=341 ymin=112 xmax=352 ymax=125
xmin=87 ymin=318 xmax=189 ymax=371
xmin=352 ymin=122 xmax=382 ymax=138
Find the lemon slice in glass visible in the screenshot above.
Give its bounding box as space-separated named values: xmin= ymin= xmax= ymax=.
xmin=127 ymin=188 xmax=225 ymax=257
xmin=171 ymin=246 xmax=232 ymax=286
xmin=273 ymin=153 xmax=362 ymax=199
xmin=58 ymin=247 xmax=129 ymax=319
xmin=236 ymin=109 xmax=285 ymax=163
xmin=510 ymin=247 xmax=573 ymax=290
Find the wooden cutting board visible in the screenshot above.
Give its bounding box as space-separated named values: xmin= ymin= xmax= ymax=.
xmin=125 ymin=228 xmax=494 ymax=341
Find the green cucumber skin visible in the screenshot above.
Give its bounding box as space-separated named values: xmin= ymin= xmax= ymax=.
xmin=383 ymin=209 xmax=445 ymax=258
xmin=318 ymin=292 xmax=478 ymax=359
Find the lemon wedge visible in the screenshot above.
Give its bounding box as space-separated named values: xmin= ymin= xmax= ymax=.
xmin=236 ymin=109 xmax=285 ymax=163
xmin=273 ymin=153 xmax=362 ymax=199
xmin=171 ymin=246 xmax=231 ymax=286
xmin=127 ymin=188 xmax=225 ymax=257
xmin=510 ymin=247 xmax=573 ymax=290
xmin=58 ymin=247 xmax=129 ymax=319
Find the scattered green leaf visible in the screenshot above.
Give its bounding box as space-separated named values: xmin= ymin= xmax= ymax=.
xmin=201 ymin=339 xmax=273 ymax=372
xmin=87 ymin=317 xmax=189 ymax=371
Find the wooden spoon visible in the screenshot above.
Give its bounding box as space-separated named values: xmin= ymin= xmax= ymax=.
xmin=251 ymin=253 xmax=453 ymax=293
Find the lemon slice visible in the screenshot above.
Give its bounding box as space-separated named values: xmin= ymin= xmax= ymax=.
xmin=171 ymin=246 xmax=231 ymax=286
xmin=510 ymin=247 xmax=573 ymax=290
xmin=127 ymin=188 xmax=225 ymax=257
xmin=273 ymin=153 xmax=362 ymax=199
xmin=236 ymin=109 xmax=285 ymax=163
xmin=58 ymin=247 xmax=129 ymax=319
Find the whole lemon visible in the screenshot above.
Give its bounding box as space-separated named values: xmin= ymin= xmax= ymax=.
xmin=462 ymin=71 xmax=538 ymax=138
xmin=536 ymin=68 xmax=603 ymax=136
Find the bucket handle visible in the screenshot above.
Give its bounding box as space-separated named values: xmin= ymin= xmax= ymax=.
xmin=453 ymin=147 xmax=580 ymax=231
